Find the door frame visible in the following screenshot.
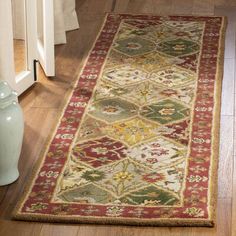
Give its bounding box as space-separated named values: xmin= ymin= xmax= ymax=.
xmin=37 ymin=0 xmax=55 ymax=77
xmin=0 ymin=0 xmax=55 ymax=95
xmin=14 ymin=0 xmax=38 ymax=95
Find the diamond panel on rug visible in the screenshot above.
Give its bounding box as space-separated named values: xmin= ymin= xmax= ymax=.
xmin=14 ymin=13 xmax=227 ymax=226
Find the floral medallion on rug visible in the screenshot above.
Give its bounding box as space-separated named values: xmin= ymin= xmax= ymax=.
xmin=14 ymin=13 xmax=226 ymax=226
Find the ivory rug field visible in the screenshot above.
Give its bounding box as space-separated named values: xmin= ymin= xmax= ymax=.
xmin=14 ymin=13 xmax=226 ymax=226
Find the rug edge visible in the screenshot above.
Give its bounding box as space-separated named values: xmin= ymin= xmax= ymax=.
xmin=11 ymin=12 xmax=111 ymax=221
xmin=12 ymin=213 xmax=214 ymax=227
xmin=208 ymin=15 xmax=227 ymax=226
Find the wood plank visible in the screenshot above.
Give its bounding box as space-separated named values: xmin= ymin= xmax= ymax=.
xmin=231 ymin=58 xmax=236 ymax=236
xmin=151 ymin=0 xmax=174 ymax=14
xmin=216 ymin=198 xmax=232 ymax=236
xmin=221 ymin=59 xmax=235 ymax=116
xmin=0 ymin=186 xmax=8 ymax=205
xmin=125 ymin=0 xmax=156 ymax=14
xmin=114 ymin=0 xmax=173 ymax=14
xmin=215 ymin=7 xmax=236 ymax=60
xmin=0 ymin=221 xmax=42 ymax=236
xmin=30 ymin=81 xmax=73 ymax=109
xmin=192 ymin=0 xmax=214 ymax=15
xmin=218 ymin=115 xmax=233 ymax=198
xmin=215 ymin=0 xmax=236 ymax=7
xmin=224 ymin=26 xmax=236 ymax=60
xmin=215 ymin=6 xmax=236 ymax=21
xmin=76 ymin=0 xmax=114 ymax=14
xmin=39 ymin=224 xmax=79 ymax=236
xmin=55 ymin=13 xmax=106 ymax=80
xmin=225 ymin=8 xmax=236 ymax=236
xmin=113 ymin=0 xmax=130 ymax=12
xmin=231 ymin=155 xmax=236 ymax=236
xmin=172 ymin=0 xmax=193 ymax=14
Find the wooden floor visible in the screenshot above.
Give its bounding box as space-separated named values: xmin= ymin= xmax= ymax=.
xmin=1 ymin=0 xmax=236 ymax=235
xmin=13 ymin=39 xmax=26 ymax=74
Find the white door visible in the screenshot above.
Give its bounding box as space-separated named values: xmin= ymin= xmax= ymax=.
xmin=0 ymin=0 xmax=55 ymax=95
xmin=37 ymin=0 xmax=55 ymax=77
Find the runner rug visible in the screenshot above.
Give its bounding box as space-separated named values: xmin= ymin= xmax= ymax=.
xmin=14 ymin=13 xmax=226 ymax=226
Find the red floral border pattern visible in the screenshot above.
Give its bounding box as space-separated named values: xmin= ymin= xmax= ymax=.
xmin=14 ymin=14 xmax=226 ymax=226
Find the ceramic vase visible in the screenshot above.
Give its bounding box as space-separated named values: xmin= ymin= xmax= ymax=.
xmin=0 ymin=81 xmax=24 ymax=186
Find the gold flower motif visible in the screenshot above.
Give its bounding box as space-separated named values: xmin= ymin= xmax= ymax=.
xmin=113 ymin=171 xmax=133 ymax=182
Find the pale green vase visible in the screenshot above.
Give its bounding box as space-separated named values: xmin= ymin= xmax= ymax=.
xmin=0 ymin=81 xmax=24 ymax=186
